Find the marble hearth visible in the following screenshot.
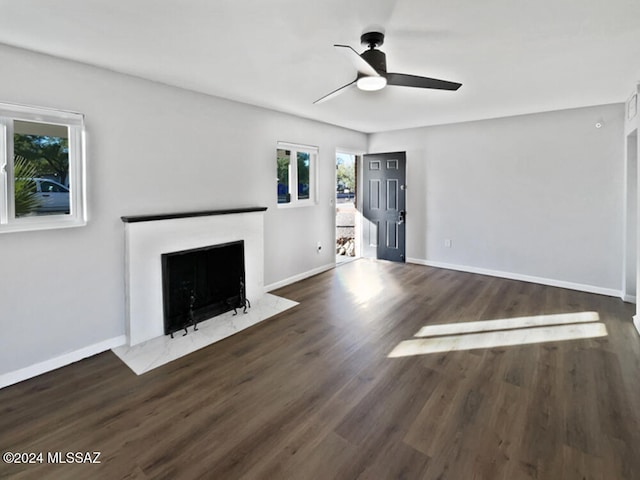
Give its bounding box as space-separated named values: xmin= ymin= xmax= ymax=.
xmin=113 ymin=293 xmax=297 ymax=374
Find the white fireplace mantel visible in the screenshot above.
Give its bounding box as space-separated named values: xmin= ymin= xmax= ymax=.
xmin=122 ymin=208 xmax=266 ymax=346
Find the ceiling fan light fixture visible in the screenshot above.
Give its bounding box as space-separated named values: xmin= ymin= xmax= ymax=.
xmin=356 ymin=75 xmax=387 ymax=91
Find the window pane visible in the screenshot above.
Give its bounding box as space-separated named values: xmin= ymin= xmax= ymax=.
xmin=297 ymin=151 xmax=310 ymax=200
xmin=13 ymin=120 xmax=70 ymax=217
xmin=277 ymin=149 xmax=291 ymax=204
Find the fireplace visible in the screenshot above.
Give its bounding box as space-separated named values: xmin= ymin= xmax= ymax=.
xmin=122 ymin=207 xmax=266 ymax=346
xmin=162 ymin=240 xmax=247 ymax=337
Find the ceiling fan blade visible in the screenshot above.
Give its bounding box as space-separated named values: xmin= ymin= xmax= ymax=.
xmin=386 ymin=73 xmax=462 ymax=91
xmin=334 ymin=44 xmax=380 ymax=77
xmin=313 ymin=79 xmax=357 ymax=104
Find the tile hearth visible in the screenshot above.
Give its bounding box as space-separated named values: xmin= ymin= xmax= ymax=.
xmin=112 ymin=293 xmax=298 ymax=375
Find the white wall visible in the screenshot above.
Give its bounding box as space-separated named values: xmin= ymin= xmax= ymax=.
xmin=369 ymin=104 xmax=625 ymax=294
xmin=0 ymin=43 xmax=366 ymax=380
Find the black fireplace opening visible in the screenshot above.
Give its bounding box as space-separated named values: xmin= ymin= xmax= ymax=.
xmin=161 ymin=240 xmax=246 ymax=337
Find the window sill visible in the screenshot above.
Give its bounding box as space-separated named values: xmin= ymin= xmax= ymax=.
xmin=0 ymin=216 xmax=86 ymax=234
xmin=277 ymin=201 xmax=317 ymax=209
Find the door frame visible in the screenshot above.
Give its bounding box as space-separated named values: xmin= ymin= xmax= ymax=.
xmin=623 ymin=129 xmax=638 ymax=303
xmin=335 ymin=148 xmax=365 ymax=264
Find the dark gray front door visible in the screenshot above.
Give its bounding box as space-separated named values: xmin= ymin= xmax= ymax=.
xmin=362 ymin=152 xmax=406 ymax=262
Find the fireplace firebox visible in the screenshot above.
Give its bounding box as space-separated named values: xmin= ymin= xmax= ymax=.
xmin=161 ymin=240 xmax=248 ymax=337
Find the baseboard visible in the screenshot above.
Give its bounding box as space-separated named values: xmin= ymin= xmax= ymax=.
xmin=407 ymin=258 xmax=622 ymax=298
xmin=0 ymin=335 xmax=127 ymax=390
xmin=634 ymin=315 xmax=640 ymax=336
xmin=622 ymin=294 xmax=637 ymax=304
xmin=265 ymin=263 xmax=335 ymax=292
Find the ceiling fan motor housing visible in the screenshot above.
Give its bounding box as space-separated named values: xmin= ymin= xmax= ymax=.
xmin=360 ymin=49 xmax=387 ymax=75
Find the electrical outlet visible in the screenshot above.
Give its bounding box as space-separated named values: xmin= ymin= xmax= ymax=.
xmin=444 ymin=239 xmax=452 ymax=248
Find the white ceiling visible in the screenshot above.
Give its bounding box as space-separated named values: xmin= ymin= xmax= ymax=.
xmin=0 ymin=0 xmax=639 ymax=133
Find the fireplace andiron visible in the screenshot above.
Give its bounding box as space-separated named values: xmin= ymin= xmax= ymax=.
xmin=170 ymin=287 xmax=199 ymax=338
xmin=232 ymin=279 xmax=251 ymax=315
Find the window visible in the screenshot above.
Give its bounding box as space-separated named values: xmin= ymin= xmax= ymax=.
xmin=276 ymin=142 xmax=317 ymax=206
xmin=0 ymin=103 xmax=86 ymax=232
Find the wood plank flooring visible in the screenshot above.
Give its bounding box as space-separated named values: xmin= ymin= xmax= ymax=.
xmin=1 ymin=259 xmax=639 ymax=479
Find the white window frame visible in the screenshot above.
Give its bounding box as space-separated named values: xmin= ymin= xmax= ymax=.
xmin=0 ymin=102 xmax=86 ymax=233
xmin=276 ymin=141 xmax=318 ymax=208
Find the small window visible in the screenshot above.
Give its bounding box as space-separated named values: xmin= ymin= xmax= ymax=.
xmin=0 ymin=103 xmax=86 ymax=232
xmin=276 ymin=142 xmax=317 ymax=207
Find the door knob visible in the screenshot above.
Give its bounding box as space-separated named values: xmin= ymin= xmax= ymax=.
xmin=398 ymin=210 xmax=406 ymax=224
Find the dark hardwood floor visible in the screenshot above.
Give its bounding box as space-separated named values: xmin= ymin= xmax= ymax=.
xmin=1 ymin=259 xmax=639 ymax=479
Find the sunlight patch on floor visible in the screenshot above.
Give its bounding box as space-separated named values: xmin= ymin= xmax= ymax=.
xmin=413 ymin=311 xmax=600 ymax=337
xmin=336 ymin=264 xmax=384 ymax=305
xmin=388 ymin=312 xmax=607 ymax=357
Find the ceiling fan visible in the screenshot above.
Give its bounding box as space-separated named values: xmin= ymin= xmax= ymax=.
xmin=314 ymin=31 xmax=462 ymax=104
